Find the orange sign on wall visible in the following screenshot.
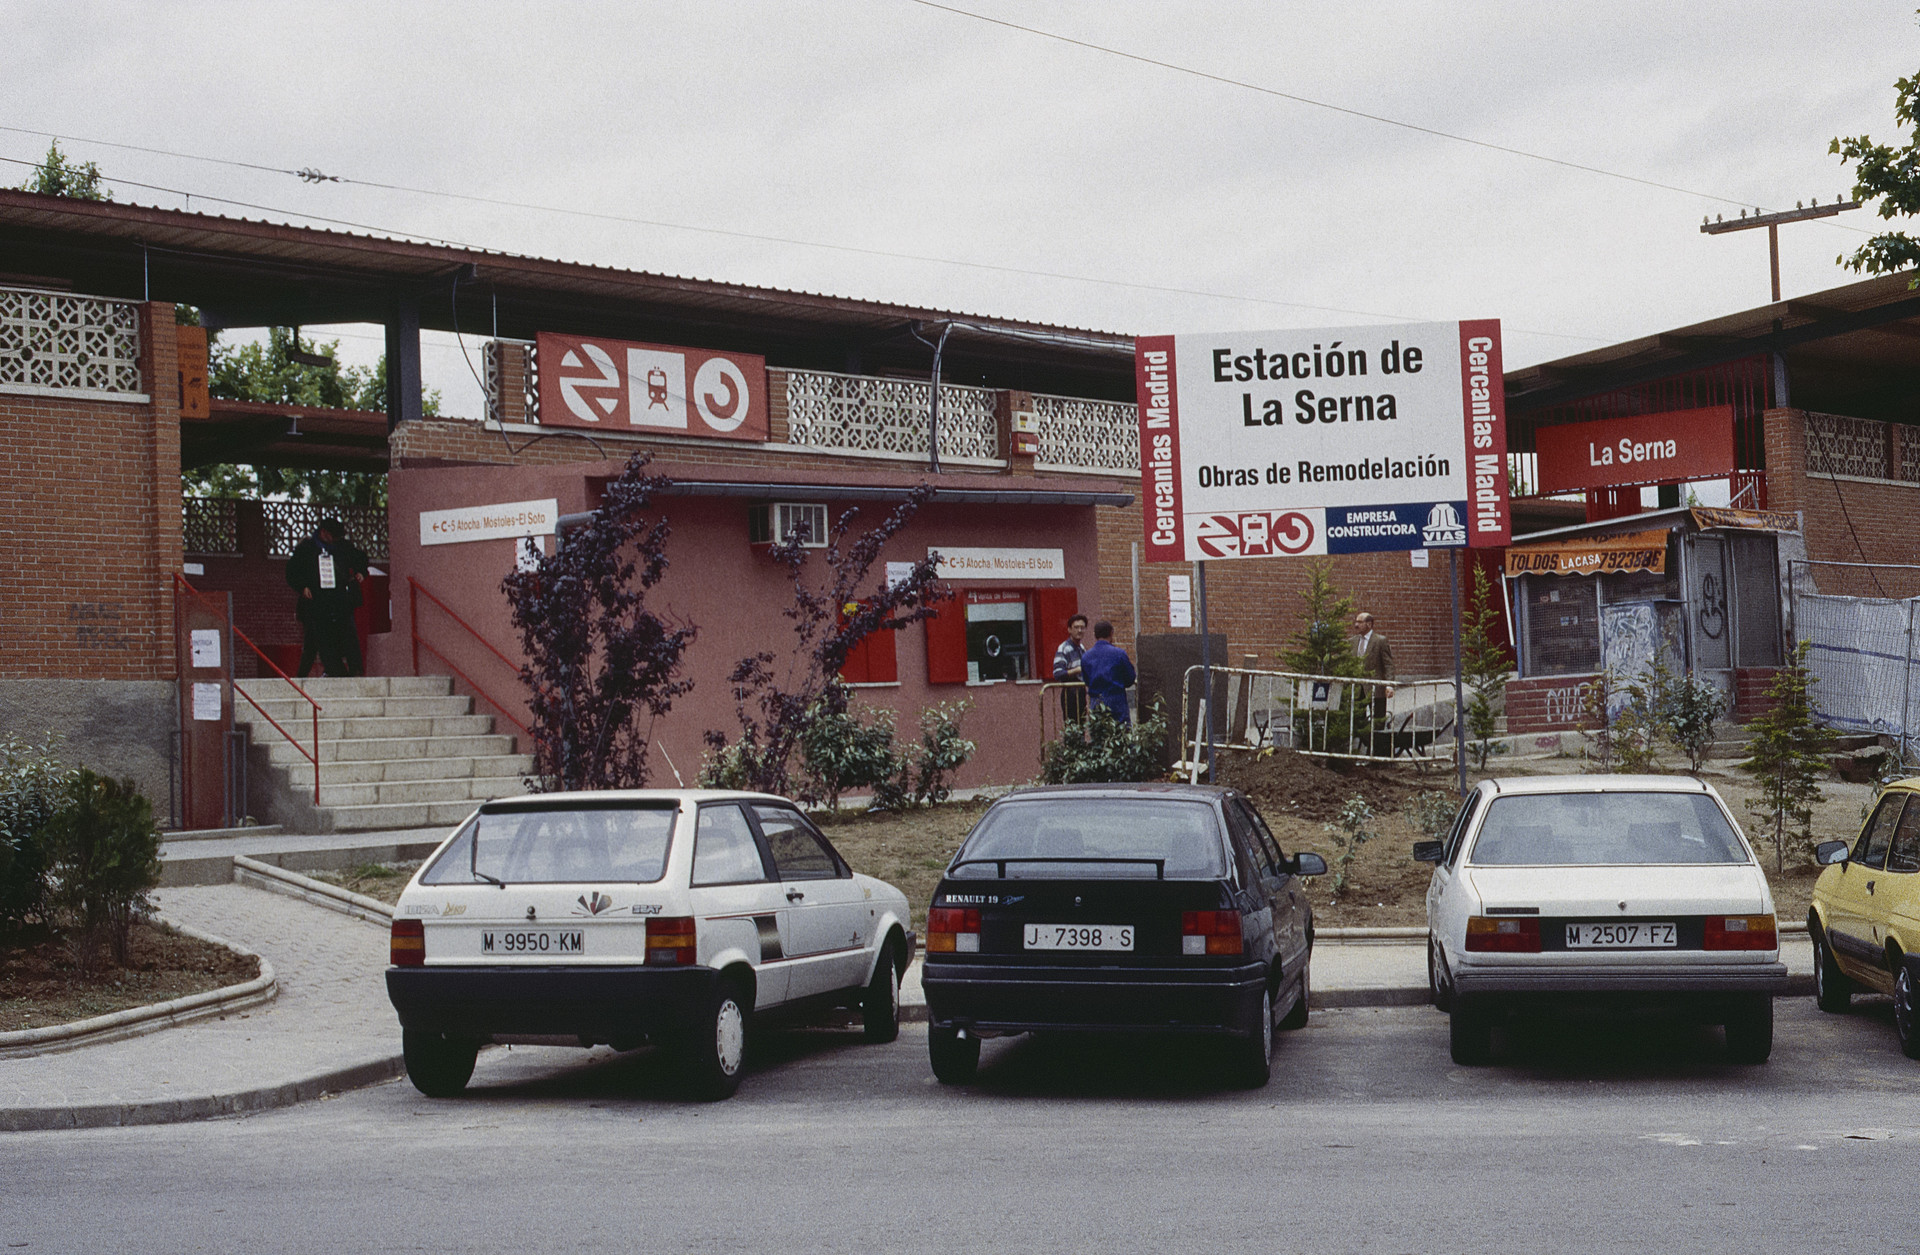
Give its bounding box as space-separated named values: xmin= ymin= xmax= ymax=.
xmin=1534 ymin=406 xmax=1736 ymax=494
xmin=1504 ymin=529 xmax=1669 ymax=577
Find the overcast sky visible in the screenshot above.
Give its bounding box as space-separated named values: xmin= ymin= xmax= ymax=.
xmin=5 ymin=1 xmax=1915 ymax=419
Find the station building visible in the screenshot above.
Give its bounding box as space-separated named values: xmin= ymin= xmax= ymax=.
xmin=3 ymin=188 xmax=1919 ymax=828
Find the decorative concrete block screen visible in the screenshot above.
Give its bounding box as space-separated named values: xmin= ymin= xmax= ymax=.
xmin=1033 ymin=392 xmax=1138 ymax=473
xmin=783 ymin=369 xmax=1000 ymax=463
xmin=0 ymin=287 xmax=143 ymax=398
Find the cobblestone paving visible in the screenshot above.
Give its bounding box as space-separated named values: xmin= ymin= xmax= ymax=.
xmin=0 ymin=884 xmax=400 ymax=1121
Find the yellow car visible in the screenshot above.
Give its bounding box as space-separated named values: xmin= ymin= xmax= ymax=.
xmin=1809 ymin=777 xmax=1920 ymax=1057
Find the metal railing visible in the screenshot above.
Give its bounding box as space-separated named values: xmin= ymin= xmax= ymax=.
xmin=0 ymin=286 xmax=144 ymax=397
xmin=408 ymin=577 xmax=532 ymax=748
xmin=174 ymin=573 xmax=323 ymax=804
xmin=1180 ymin=665 xmax=1459 ymax=766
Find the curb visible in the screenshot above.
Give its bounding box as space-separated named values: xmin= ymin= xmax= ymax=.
xmin=233 ymin=855 xmax=394 ymax=926
xmin=0 ymin=1055 xmax=406 ymax=1133
xmin=0 ymin=921 xmax=277 ymax=1061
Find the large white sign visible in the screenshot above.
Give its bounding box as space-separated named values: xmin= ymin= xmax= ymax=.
xmin=1136 ymin=321 xmax=1510 ymax=563
xmin=420 ymin=498 xmax=559 ymax=547
xmin=929 ymin=547 xmax=1065 ymax=581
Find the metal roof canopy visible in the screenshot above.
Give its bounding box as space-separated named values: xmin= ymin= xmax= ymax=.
xmin=0 ymin=191 xmax=1138 ymax=402
xmin=1506 ymin=269 xmax=1920 ymax=424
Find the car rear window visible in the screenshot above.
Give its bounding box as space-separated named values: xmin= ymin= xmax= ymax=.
xmin=1468 ymin=792 xmax=1748 ymax=866
xmin=952 ymin=798 xmax=1227 ymax=879
xmin=421 ymin=805 xmax=677 ymax=885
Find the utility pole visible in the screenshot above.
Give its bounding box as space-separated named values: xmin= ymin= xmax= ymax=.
xmin=1701 ymin=198 xmax=1861 ymax=302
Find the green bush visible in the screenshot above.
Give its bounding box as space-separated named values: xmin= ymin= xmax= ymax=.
xmin=0 ymin=734 xmax=74 ymax=941
xmin=800 ymin=693 xmax=901 ymax=811
xmin=1323 ymin=794 xmax=1378 ymax=895
xmin=875 ymin=700 xmax=975 ymax=811
xmin=1040 ymin=705 xmax=1170 ymax=784
xmin=44 ymin=770 xmax=163 ymax=972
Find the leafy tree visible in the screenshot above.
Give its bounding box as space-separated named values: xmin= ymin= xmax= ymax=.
xmin=18 ymin=140 xmax=109 ymax=200
xmin=500 ymin=454 xmax=695 ymax=792
xmin=184 ymin=327 xmax=441 ymax=507
xmin=706 ymin=487 xmax=946 ymax=800
xmin=1461 ymin=565 xmax=1512 ymax=770
xmin=1739 ymin=642 xmax=1838 ymax=873
xmin=1832 ymin=64 xmax=1920 ymax=275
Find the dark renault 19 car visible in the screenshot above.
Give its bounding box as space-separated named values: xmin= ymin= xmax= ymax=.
xmin=920 ymin=783 xmax=1325 ymax=1087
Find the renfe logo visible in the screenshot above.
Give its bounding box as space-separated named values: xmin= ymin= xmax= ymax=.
xmin=535 ymin=332 xmax=769 ymax=442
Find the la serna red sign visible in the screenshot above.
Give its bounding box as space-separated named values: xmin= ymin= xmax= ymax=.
xmin=1533 ymin=406 xmax=1735 ymax=495
xmin=535 ymin=332 xmax=768 ymax=441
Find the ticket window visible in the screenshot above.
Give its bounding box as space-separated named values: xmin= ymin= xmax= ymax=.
xmin=925 ymin=588 xmax=1079 ymax=685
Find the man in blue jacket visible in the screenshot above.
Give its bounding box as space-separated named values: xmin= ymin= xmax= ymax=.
xmin=1080 ymin=620 xmax=1136 ymax=723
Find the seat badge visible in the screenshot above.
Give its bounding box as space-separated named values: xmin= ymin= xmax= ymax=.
xmin=1618 ymin=902 xmax=1627 ymax=912
xmin=1074 ymin=895 xmax=1083 ymax=907
xmin=526 ymin=905 xmax=537 ymax=922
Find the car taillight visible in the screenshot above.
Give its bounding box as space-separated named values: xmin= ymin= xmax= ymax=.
xmin=927 ymin=907 xmax=980 ymax=953
xmin=1704 ymin=914 xmax=1777 ymax=950
xmin=1465 ymin=916 xmax=1541 ymax=953
xmin=646 ymin=916 xmax=697 ymax=966
xmin=390 ymin=918 xmax=425 ymax=967
xmin=1182 ymin=910 xmax=1243 ymax=956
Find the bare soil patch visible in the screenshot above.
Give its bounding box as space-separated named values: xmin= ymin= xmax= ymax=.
xmin=0 ymin=922 xmax=261 ymax=1033
xmin=310 ymin=861 xmax=423 ymax=907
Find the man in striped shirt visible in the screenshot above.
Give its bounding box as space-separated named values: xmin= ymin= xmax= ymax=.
xmin=1052 ymin=613 xmax=1089 ymax=721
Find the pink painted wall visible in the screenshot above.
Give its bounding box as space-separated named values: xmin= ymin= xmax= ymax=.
xmin=375 ymin=458 xmax=1110 ymax=790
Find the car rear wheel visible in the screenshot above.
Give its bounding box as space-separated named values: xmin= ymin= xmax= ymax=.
xmin=1428 ymin=938 xmax=1453 ymax=1013
xmin=1278 ymin=968 xmax=1310 ymax=1031
xmin=1723 ymin=994 xmax=1774 ymax=1064
xmin=929 ymin=1025 xmax=980 ymax=1084
xmin=1894 ymin=963 xmax=1920 ymax=1060
xmin=680 ymin=980 xmax=749 ymax=1101
xmin=1224 ymin=988 xmax=1274 ymax=1088
xmin=402 ymin=1030 xmax=478 ymax=1098
xmin=1448 ymin=998 xmax=1493 ymax=1066
xmin=863 ymin=946 xmax=901 ymax=1044
xmin=1813 ymin=920 xmax=1854 ymax=1013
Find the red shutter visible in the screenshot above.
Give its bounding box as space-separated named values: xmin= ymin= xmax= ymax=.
xmin=923 ymin=595 xmax=969 ymax=684
xmin=838 ymin=600 xmax=900 ymax=685
xmin=1032 ymin=588 xmax=1080 ymax=677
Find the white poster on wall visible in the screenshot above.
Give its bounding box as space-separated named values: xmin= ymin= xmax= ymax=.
xmin=929 ymin=547 xmax=1065 ymax=581
xmin=189 ymin=628 xmax=222 ymax=669
xmin=191 ymin=681 xmax=223 ymax=722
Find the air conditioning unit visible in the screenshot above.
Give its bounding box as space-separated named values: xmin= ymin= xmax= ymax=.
xmin=747 ymin=502 xmax=828 ymax=549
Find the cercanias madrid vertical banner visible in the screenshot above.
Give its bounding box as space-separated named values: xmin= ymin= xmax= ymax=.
xmin=1135 ymin=321 xmax=1510 ymax=562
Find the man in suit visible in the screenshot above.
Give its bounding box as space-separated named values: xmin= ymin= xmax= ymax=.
xmin=1353 ymin=611 xmax=1394 ymax=748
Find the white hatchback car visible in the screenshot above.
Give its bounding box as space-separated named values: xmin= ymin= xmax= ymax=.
xmin=1419 ymin=775 xmax=1788 ymax=1066
xmin=385 ymin=790 xmax=915 ymax=1100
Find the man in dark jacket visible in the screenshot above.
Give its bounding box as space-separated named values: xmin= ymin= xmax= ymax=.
xmin=286 ymin=517 xmax=369 ymax=677
xmin=1080 ymin=620 xmax=1136 ymax=723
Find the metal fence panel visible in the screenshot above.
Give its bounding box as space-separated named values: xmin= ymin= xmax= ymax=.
xmin=1795 ymin=593 xmax=1916 ymax=744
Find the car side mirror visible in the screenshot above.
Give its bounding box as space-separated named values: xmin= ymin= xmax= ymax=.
xmin=1293 ymin=852 xmax=1328 ymax=877
xmin=1412 ymin=840 xmax=1445 ymax=864
xmin=1815 ymin=840 xmax=1851 ymax=867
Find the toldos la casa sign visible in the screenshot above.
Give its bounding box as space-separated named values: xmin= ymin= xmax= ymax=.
xmin=1136 ymin=321 xmax=1510 ymax=562
xmin=536 ymin=332 xmax=768 ymax=441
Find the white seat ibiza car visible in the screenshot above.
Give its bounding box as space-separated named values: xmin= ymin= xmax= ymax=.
xmin=1419 ymin=775 xmax=1787 ymax=1066
xmin=385 ymin=791 xmax=915 ymax=1100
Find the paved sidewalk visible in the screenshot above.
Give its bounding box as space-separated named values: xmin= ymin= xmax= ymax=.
xmin=0 ymin=884 xmax=401 ymax=1131
xmin=0 ymin=880 xmax=1821 ymax=1132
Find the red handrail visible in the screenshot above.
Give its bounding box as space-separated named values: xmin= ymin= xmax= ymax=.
xmin=173 ymin=573 xmax=323 ymax=804
xmin=408 ymin=576 xmax=532 ymax=744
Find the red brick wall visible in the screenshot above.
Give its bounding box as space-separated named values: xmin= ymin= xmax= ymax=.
xmin=1764 ymin=407 xmax=1920 ymax=597
xmin=1504 ymin=673 xmax=1601 ymax=734
xmin=0 ymin=303 xmax=181 ymax=681
xmin=1733 ymin=666 xmax=1780 ymax=718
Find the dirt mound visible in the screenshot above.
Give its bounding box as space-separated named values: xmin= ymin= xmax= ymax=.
xmin=1215 ymin=747 xmax=1438 ymax=824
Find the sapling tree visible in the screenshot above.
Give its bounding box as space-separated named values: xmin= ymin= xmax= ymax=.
xmin=1461 ymin=564 xmax=1513 ymax=770
xmin=1323 ymin=794 xmax=1378 ymax=897
xmin=1739 ymin=641 xmax=1838 ymax=873
xmin=706 ymin=486 xmax=946 ymax=800
xmin=501 ymin=453 xmax=695 ymax=791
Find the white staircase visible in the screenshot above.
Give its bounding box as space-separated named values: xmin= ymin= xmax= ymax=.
xmin=234 ymin=675 xmax=532 ymax=833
